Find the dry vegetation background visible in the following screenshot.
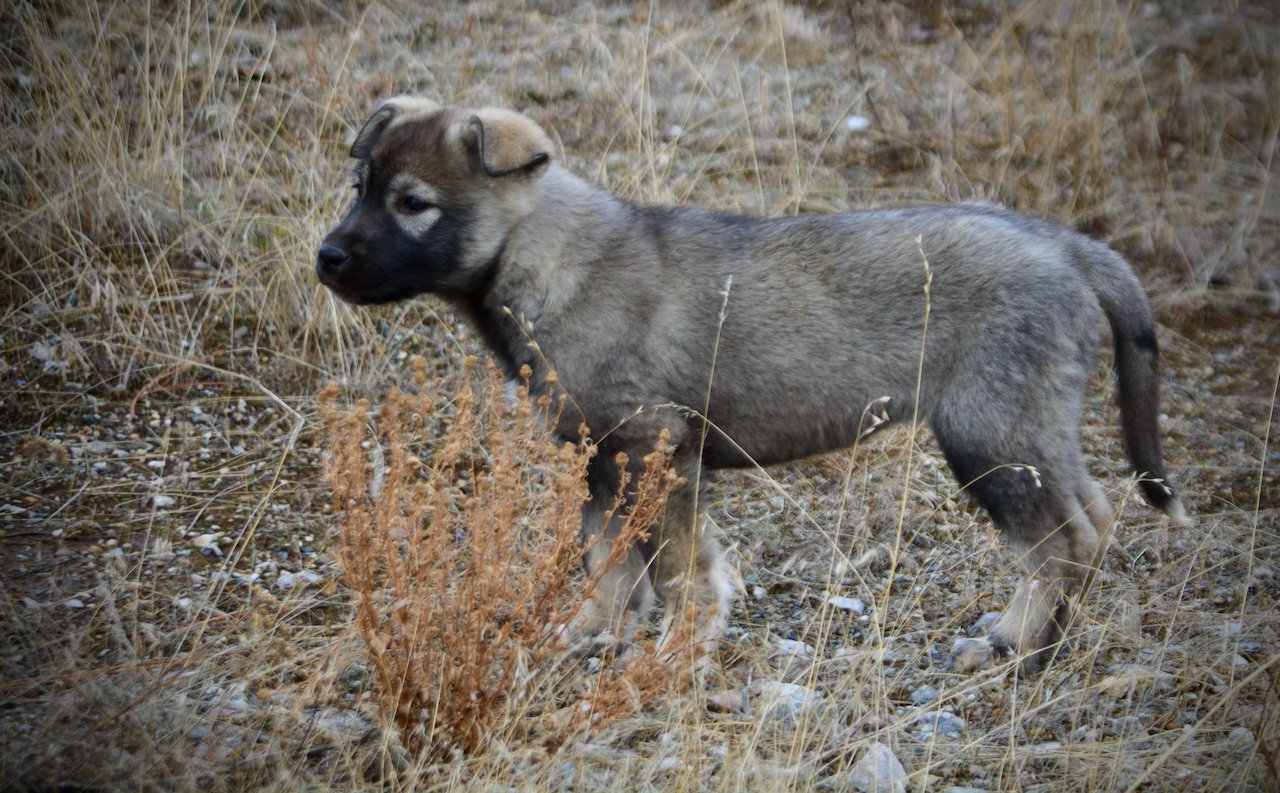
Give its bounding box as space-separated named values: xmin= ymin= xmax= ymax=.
xmin=1 ymin=0 xmax=1278 ymax=791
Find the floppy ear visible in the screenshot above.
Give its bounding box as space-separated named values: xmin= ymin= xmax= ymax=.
xmin=348 ymin=97 xmax=442 ymax=159
xmin=461 ymin=109 xmax=553 ymax=178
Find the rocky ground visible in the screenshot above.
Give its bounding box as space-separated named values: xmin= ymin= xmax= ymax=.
xmin=2 ymin=305 xmax=1275 ymax=791
xmin=1 ymin=1 xmax=1277 ymax=790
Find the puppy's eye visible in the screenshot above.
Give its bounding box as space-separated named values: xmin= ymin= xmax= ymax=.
xmin=400 ymin=195 xmax=432 ymax=214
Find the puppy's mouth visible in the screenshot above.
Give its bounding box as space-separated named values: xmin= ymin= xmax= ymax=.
xmin=315 ymin=267 xmax=362 ymax=304
xmin=317 ymin=278 xmax=391 ymax=306
xmin=315 ymin=265 xmax=422 ymax=307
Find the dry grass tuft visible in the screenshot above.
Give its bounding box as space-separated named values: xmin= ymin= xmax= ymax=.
xmin=317 ymin=356 xmax=694 ymax=761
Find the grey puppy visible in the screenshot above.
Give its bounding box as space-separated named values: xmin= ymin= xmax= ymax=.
xmin=317 ymin=97 xmax=1189 ymax=670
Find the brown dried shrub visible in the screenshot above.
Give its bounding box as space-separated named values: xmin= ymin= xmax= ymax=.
xmin=318 ymin=356 xmax=697 ymax=759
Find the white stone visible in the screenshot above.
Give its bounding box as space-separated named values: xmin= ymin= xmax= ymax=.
xmin=846 ymin=741 xmax=907 ymax=793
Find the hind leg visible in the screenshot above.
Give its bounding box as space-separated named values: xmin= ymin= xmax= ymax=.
xmin=1077 ymin=477 xmax=1116 ymax=537
xmin=953 ymin=498 xmax=1104 ymax=672
xmin=935 ymin=397 xmax=1111 ymax=672
xmin=950 ymin=465 xmax=1111 ymax=671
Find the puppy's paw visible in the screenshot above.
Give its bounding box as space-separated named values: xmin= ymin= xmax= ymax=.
xmin=950 ymin=636 xmax=1012 ymax=672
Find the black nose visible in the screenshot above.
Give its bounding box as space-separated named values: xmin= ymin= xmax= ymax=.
xmin=317 ymin=244 xmax=350 ymax=276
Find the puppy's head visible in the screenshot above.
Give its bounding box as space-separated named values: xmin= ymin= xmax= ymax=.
xmin=316 ymin=97 xmax=553 ymax=305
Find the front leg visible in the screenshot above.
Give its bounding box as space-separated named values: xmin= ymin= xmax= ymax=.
xmin=577 ymin=484 xmax=656 ymax=643
xmin=649 ymin=458 xmax=738 ymax=658
xmin=573 ymin=423 xmax=680 ymax=645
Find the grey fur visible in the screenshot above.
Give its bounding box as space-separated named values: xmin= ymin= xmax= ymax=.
xmin=318 ymin=98 xmax=1189 ymax=669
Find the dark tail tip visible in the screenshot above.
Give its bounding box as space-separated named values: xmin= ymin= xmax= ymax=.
xmin=1138 ymin=475 xmax=1193 ymax=528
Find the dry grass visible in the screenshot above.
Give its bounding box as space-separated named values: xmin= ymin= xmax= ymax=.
xmin=0 ymin=1 xmax=1276 ymax=791
xmin=316 ymin=356 xmax=693 ymax=761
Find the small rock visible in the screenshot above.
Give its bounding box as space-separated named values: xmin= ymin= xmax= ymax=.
xmin=1229 ymin=727 xmax=1255 ymax=745
xmin=1108 ymin=715 xmax=1146 ymax=737
xmin=276 ymin=569 xmax=322 ymax=590
xmin=152 ymin=494 xmax=176 ymax=508
xmin=190 ymin=533 xmax=221 ymax=550
xmin=909 ymin=685 xmax=938 ymax=706
xmin=844 ymin=115 xmax=872 ymax=133
xmin=912 ymin=711 xmax=965 ymax=740
xmin=65 ymin=598 xmax=85 ymax=609
xmin=1099 ymin=664 xmax=1175 ymax=695
xmin=773 ymin=638 xmax=814 ymax=660
xmin=844 ymin=741 xmax=907 ymax=793
xmin=754 ymin=681 xmax=822 ymax=721
xmin=1236 ymin=639 xmax=1264 ymax=659
xmin=1137 ymin=644 xmax=1183 ymax=662
xmin=706 ymin=689 xmax=750 ymax=714
xmin=827 ymin=595 xmax=866 ymax=614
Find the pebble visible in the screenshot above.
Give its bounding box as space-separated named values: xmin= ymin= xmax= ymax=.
xmin=1137 ymin=644 xmax=1183 ymax=661
xmin=276 ymin=569 xmax=322 ymax=590
xmin=706 ymin=689 xmax=751 ymax=714
xmin=912 ymin=711 xmax=965 ymax=740
xmin=1229 ymin=727 xmax=1255 ymax=745
xmin=826 ymin=595 xmax=866 ymax=614
xmin=190 ymin=533 xmax=221 ymax=551
xmin=754 ymin=681 xmax=822 ymax=721
xmin=842 ymin=741 xmax=907 ymax=793
xmin=1109 ymin=715 xmax=1146 ymax=736
xmin=1099 ymin=664 xmax=1175 ymax=695
xmin=773 ymin=638 xmax=814 ymax=660
xmin=655 ymin=756 xmax=686 ymax=773
xmin=844 ymin=115 xmax=872 ymax=133
xmin=909 ymin=685 xmax=938 ymax=706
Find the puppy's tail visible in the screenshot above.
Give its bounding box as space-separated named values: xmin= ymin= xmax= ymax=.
xmin=1082 ymin=243 xmax=1192 ymax=527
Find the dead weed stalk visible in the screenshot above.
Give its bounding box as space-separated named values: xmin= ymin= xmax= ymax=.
xmin=318 ymin=356 xmax=695 ymax=759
